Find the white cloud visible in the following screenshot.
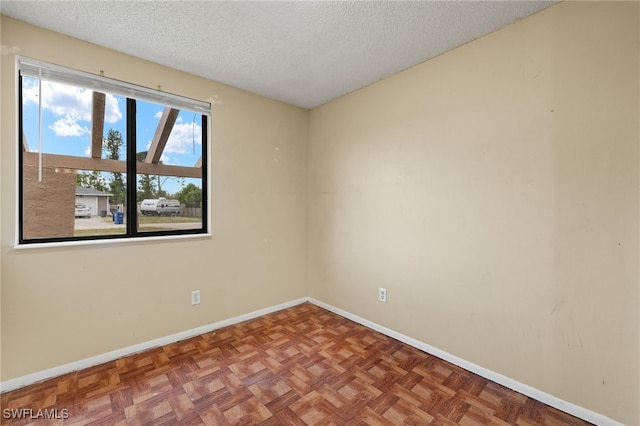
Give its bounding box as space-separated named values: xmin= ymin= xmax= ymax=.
xmin=22 ymin=79 xmax=40 ymax=104
xmin=23 ymin=79 xmax=123 ymax=137
xmin=49 ymin=115 xmax=90 ymax=137
xmin=103 ymin=94 xmax=121 ymax=123
xmin=165 ymin=122 xmax=202 ymax=154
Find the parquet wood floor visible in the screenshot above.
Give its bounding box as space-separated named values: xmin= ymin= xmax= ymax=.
xmin=1 ymin=302 xmax=592 ymax=425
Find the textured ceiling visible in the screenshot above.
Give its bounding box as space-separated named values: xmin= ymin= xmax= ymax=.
xmin=1 ymin=1 xmax=557 ymax=109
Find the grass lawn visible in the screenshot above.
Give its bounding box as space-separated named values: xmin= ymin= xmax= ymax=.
xmin=74 ymin=226 xmax=169 ymax=237
xmin=74 ymin=215 xmax=201 ymax=237
xmin=95 ymin=215 xmax=201 ymax=225
xmin=138 ymin=215 xmax=200 ymax=224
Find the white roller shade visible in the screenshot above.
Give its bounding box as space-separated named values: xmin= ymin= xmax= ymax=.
xmin=19 ymin=56 xmax=211 ymax=115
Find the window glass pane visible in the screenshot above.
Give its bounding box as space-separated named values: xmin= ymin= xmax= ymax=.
xmin=21 ymin=75 xmax=128 ymax=241
xmin=135 ymin=100 xmax=204 ymax=233
xmin=75 ymin=171 xmax=126 ymax=237
xmin=19 ymin=59 xmax=208 ymax=244
xmin=20 ymin=76 xmax=40 ymax=154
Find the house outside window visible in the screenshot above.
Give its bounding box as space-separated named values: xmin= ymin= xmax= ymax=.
xmin=17 ymin=57 xmax=210 ymax=245
xmin=75 ymin=186 xmax=113 ymax=218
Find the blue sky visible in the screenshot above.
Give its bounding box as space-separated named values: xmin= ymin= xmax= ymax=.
xmin=22 ymin=77 xmax=203 ymax=195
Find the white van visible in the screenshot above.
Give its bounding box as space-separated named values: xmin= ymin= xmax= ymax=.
xmin=140 ymin=198 xmax=180 ymax=216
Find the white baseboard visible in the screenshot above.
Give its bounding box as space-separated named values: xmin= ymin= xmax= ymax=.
xmin=0 ymin=296 xmax=621 ymax=426
xmin=307 ymin=298 xmax=621 ymax=426
xmin=0 ymin=297 xmax=307 ymax=394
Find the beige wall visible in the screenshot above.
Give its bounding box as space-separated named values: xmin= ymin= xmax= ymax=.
xmin=2 ymin=2 xmax=640 ymax=424
xmin=308 ymin=2 xmax=639 ymax=424
xmin=1 ymin=16 xmax=308 ymax=378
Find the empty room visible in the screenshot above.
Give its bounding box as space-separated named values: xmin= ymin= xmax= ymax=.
xmin=1 ymin=1 xmax=638 ymax=425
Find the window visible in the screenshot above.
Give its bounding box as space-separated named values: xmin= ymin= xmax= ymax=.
xmin=17 ymin=57 xmax=210 ymax=245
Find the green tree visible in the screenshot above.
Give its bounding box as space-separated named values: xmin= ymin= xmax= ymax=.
xmin=135 ymin=151 xmax=176 ymax=200
xmin=137 ymin=174 xmax=155 ymax=200
xmin=136 ymin=151 xmax=155 ymax=200
xmin=175 ymin=183 xmax=202 ymax=205
xmin=76 ymin=170 xmax=108 ymax=192
xmin=104 ymin=129 xmax=126 ymax=205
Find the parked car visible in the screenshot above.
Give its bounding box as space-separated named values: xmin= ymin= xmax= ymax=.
xmin=75 ymin=204 xmax=92 ymax=218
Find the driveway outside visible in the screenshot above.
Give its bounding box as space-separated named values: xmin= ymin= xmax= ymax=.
xmin=74 ymin=215 xmax=200 ymax=231
xmin=74 ymin=215 xmax=122 ymax=230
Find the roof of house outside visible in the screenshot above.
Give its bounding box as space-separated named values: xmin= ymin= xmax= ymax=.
xmin=76 ymin=186 xmax=113 ymax=197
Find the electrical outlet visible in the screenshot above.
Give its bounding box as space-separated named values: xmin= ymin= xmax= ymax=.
xmin=191 ymin=290 xmax=201 ymax=305
xmin=378 ymin=287 xmax=387 ymax=303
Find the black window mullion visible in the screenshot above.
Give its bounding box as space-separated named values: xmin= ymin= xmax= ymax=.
xmin=126 ymin=98 xmax=137 ymax=236
xmin=18 ymin=73 xmax=25 ymax=244
xmin=201 ymin=114 xmax=208 ymax=233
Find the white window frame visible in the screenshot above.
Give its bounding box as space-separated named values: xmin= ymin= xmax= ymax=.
xmin=15 ymin=56 xmax=212 ymax=248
